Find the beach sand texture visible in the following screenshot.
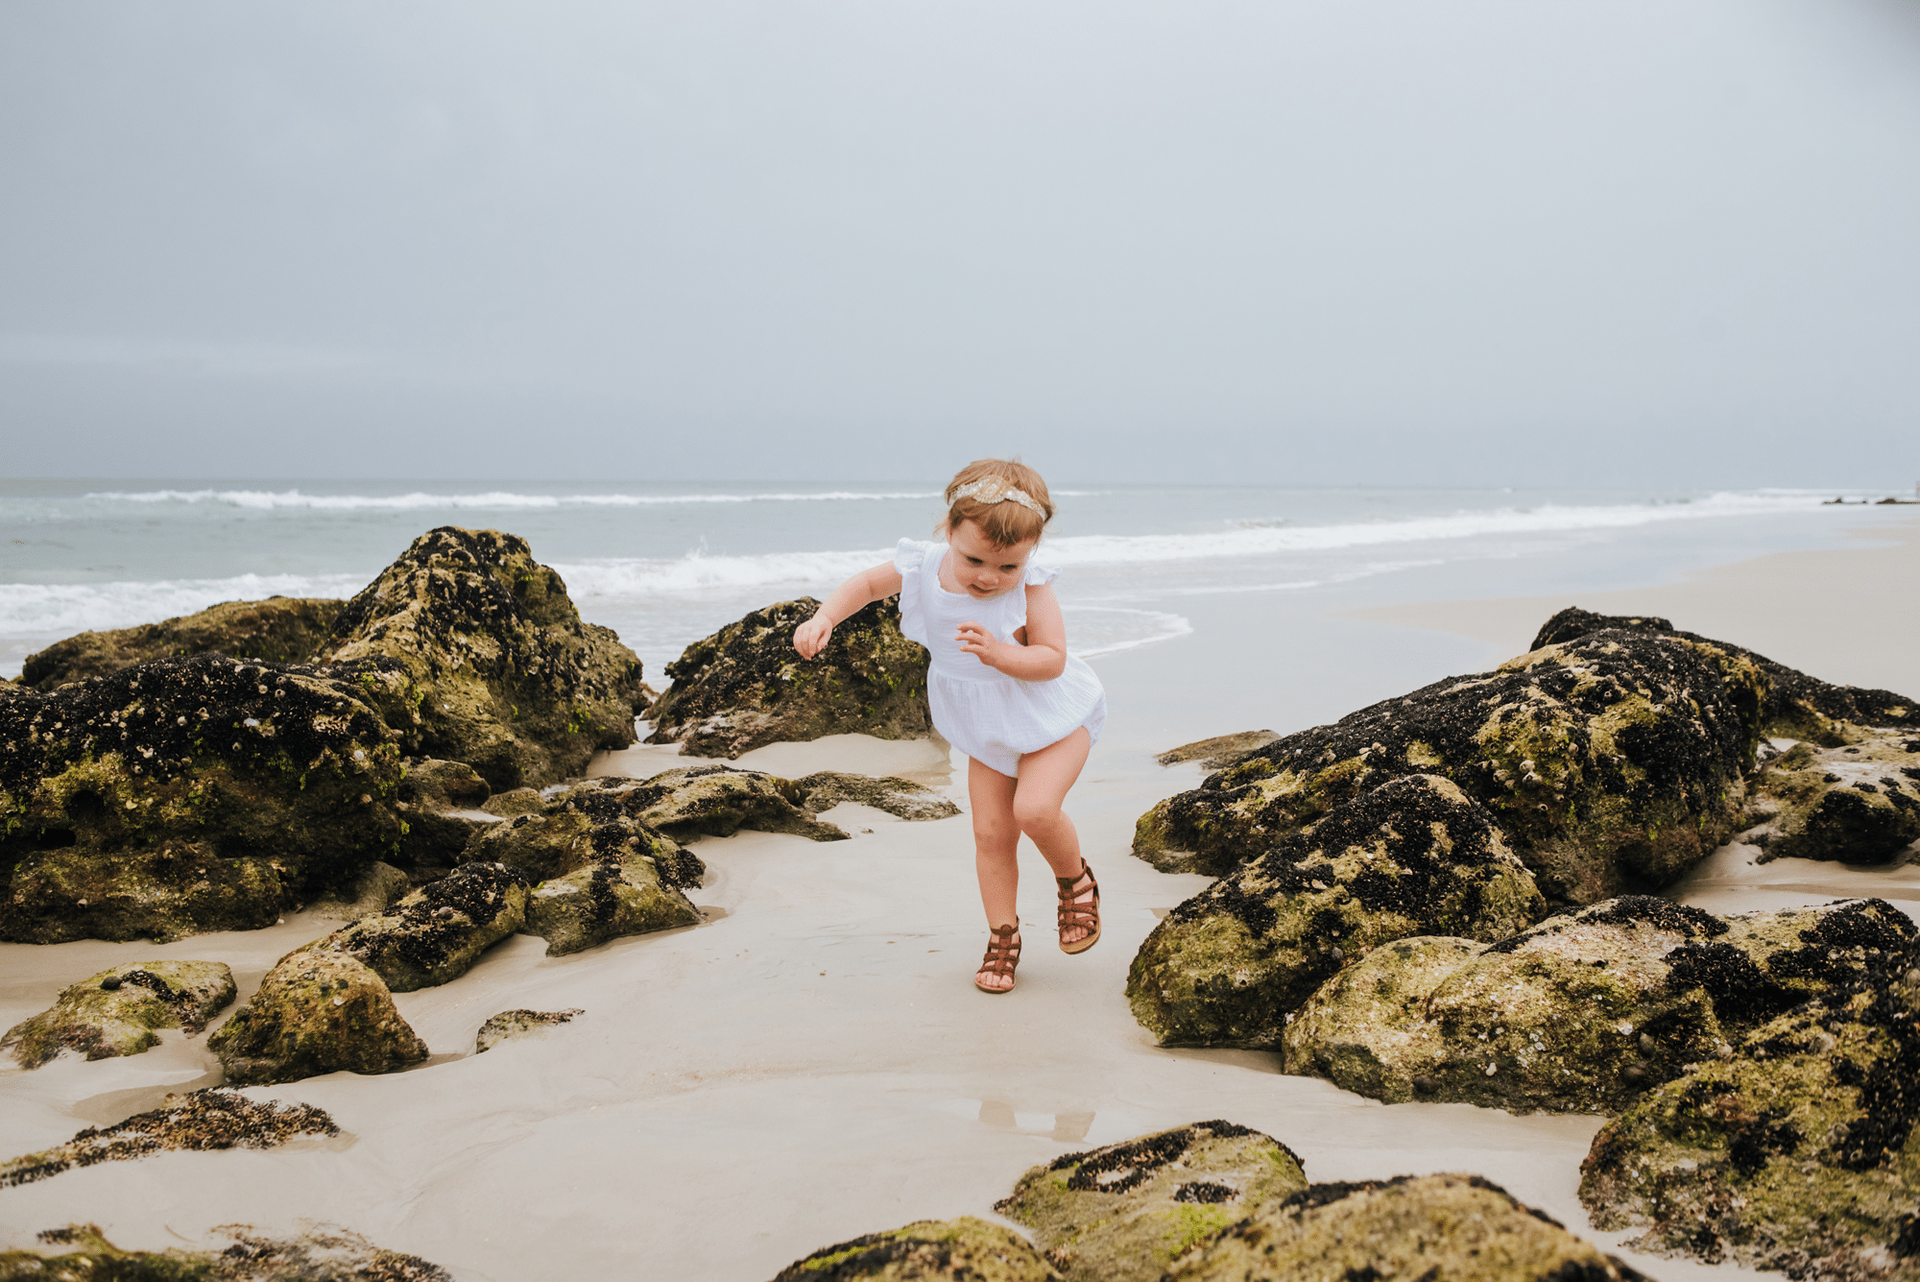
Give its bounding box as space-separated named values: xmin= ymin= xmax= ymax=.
xmin=4 ymin=518 xmax=1917 ymax=1280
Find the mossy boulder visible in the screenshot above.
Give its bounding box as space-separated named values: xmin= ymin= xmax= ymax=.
xmin=2 ymin=961 xmax=235 ymax=1068
xmin=18 ymin=596 xmax=344 ymax=692
xmin=318 ymin=526 xmax=649 ymax=790
xmin=298 ymin=862 xmax=529 ymax=991
xmin=208 ymin=950 xmax=428 ymax=1085
xmin=391 ymin=757 xmax=499 ymax=875
xmin=770 ymin=1217 xmax=1060 ymax=1282
xmin=1127 ymin=776 xmax=1545 ymax=1047
xmin=577 ymin=766 xmax=850 ymax=843
xmin=0 ymin=654 xmax=404 ymax=942
xmin=1135 ymin=624 xmax=1773 ymax=906
xmin=646 ymin=597 xmax=931 ymax=759
xmin=994 ymin=1120 xmax=1307 ymax=1282
xmin=474 ymin=1008 xmax=581 ymax=1053
xmin=1155 ymin=731 xmax=1279 ymax=770
xmin=1743 ymin=730 xmax=1920 ymax=864
xmin=1581 ymin=954 xmax=1920 ymax=1280
xmin=0 ymin=1222 xmax=449 ymax=1280
xmin=792 ymin=771 xmax=961 ymax=822
xmin=1163 ymin=1173 xmax=1652 ymax=1282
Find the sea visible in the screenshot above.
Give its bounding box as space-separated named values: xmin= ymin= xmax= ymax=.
xmin=2 ymin=479 xmax=1913 ymax=696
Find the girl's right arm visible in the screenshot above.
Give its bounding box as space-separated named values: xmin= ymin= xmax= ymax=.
xmin=793 ymin=563 xmax=904 ymax=659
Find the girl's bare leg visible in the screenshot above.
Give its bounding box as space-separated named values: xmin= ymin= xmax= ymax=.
xmin=1012 ymin=728 xmax=1094 ymax=945
xmin=969 ymin=757 xmax=1021 ymax=991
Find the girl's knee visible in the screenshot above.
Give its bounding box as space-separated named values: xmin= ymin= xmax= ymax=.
xmin=1012 ymin=798 xmax=1062 ymax=835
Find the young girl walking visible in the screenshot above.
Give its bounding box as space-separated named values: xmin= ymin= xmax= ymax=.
xmin=792 ymin=459 xmax=1106 ymax=994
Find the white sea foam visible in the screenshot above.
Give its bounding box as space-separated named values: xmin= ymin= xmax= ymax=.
xmin=1066 ymin=607 xmax=1195 ymax=658
xmin=81 ymin=488 xmax=948 ymax=510
xmin=0 ymin=574 xmax=372 ymax=640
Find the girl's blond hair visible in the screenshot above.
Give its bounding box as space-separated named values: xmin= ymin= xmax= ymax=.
xmin=941 ymin=458 xmax=1054 ymax=547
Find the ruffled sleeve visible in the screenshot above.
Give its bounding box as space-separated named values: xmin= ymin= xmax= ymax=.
xmin=1024 ymin=557 xmax=1060 ymax=587
xmin=892 ymin=538 xmax=933 ymax=646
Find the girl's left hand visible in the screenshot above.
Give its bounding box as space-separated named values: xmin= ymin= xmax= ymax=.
xmin=955 ymin=622 xmax=1005 ymax=668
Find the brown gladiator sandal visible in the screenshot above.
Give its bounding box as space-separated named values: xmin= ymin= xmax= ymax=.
xmin=1057 ymin=860 xmax=1101 ymax=955
xmin=975 ymin=924 xmax=1021 ymax=993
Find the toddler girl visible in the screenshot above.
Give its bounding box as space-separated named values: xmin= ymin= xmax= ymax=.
xmin=793 ymin=459 xmax=1106 ymax=993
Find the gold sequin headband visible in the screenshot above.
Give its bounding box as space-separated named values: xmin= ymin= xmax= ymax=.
xmin=947 ymin=478 xmax=1047 ymax=517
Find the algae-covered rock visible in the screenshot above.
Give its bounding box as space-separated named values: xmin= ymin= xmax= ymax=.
xmin=792 ymin=772 xmax=960 ymax=822
xmin=318 ymin=526 xmax=649 ymax=789
xmin=1661 ymin=897 xmax=1917 ymax=1028
xmin=770 ymin=1217 xmax=1060 ymax=1282
xmin=306 ymin=861 xmax=412 ymax=921
xmin=647 ymin=597 xmax=931 ymax=759
xmin=481 ymin=786 xmax=545 ymax=818
xmin=2 ymin=961 xmax=235 ymax=1069
xmin=995 ymin=1120 xmax=1307 ymax=1282
xmin=1135 ymin=625 xmax=1770 ymax=905
xmin=587 ymin=766 xmax=850 ymax=843
xmin=1164 ymin=1172 xmax=1651 ymax=1282
xmin=1156 ymin=730 xmax=1279 ymax=770
xmin=525 ymin=859 xmax=699 ymax=955
xmin=0 ymin=1221 xmax=449 ymax=1281
xmin=0 ymin=654 xmax=404 ymax=943
xmin=1127 ymin=776 xmax=1544 ymax=1047
xmin=0 ymin=1088 xmax=338 ymax=1189
xmin=19 ymin=596 xmax=344 ymax=692
xmin=392 ymin=757 xmax=499 ymax=874
xmin=300 ymin=862 xmax=528 ymax=991
xmin=1742 ymin=730 xmax=1920 ymax=864
xmin=474 ymin=1007 xmax=582 ymax=1053
xmin=1581 ymin=956 xmax=1920 ymax=1280
xmin=208 ymin=950 xmax=428 ymax=1085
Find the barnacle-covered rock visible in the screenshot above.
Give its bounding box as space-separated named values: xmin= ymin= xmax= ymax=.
xmin=2 ymin=961 xmax=235 ymax=1069
xmin=1580 ymin=954 xmax=1920 ymax=1280
xmin=208 ymin=950 xmax=428 ymax=1085
xmin=18 ymin=596 xmax=344 ymax=691
xmin=0 ymin=1221 xmax=449 ymax=1280
xmin=792 ymin=771 xmax=960 ymax=822
xmin=318 ymin=526 xmax=649 ymax=790
xmin=474 ymin=1007 xmax=582 ymax=1053
xmin=770 ymin=1217 xmax=1060 ymax=1282
xmin=1164 ymin=1173 xmax=1651 ymax=1282
xmin=995 ymin=1120 xmax=1307 ymax=1282
xmin=646 ymin=597 xmax=930 ymax=759
xmin=1742 ymin=731 xmax=1920 ymax=864
xmin=3 ymin=841 xmax=289 ymax=944
xmin=298 ymin=862 xmax=528 ymax=991
xmin=1127 ymin=776 xmax=1544 ymax=1047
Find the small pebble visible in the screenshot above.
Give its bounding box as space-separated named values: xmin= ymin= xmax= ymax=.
xmin=100 ymin=976 xmax=122 ymax=991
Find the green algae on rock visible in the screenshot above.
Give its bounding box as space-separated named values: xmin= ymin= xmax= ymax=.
xmin=0 ymin=1222 xmax=449 ymax=1282
xmin=19 ymin=596 xmax=345 ymax=692
xmin=391 ymin=757 xmax=498 ymax=875
xmin=791 ymin=771 xmax=960 ymax=822
xmin=646 ymin=597 xmax=931 ymax=759
xmin=2 ymin=960 xmax=235 ymax=1069
xmin=319 ymin=526 xmax=649 ymax=790
xmin=1155 ymin=730 xmax=1280 ymax=770
xmin=299 ymin=862 xmax=529 ymax=991
xmin=1127 ymin=775 xmax=1544 ymax=1048
xmin=1581 ymin=956 xmax=1920 ymax=1280
xmin=474 ymin=1007 xmax=582 ymax=1053
xmin=0 ymin=1088 xmax=338 ymax=1189
xmin=769 ymin=1217 xmax=1061 ymax=1282
xmin=995 ymin=1120 xmax=1307 ymax=1282
xmin=589 ymin=766 xmax=851 ymax=843
xmin=208 ymin=951 xmax=427 ymax=1085
xmin=1742 ymin=730 xmax=1920 ymax=865
xmin=1163 ymin=1172 xmax=1651 ymax=1282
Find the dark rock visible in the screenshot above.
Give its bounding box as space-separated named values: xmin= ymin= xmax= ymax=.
xmin=19 ymin=596 xmax=344 ymax=692
xmin=1742 ymin=731 xmax=1920 ymax=864
xmin=298 ymin=862 xmax=529 ymax=991
xmin=1156 ymin=730 xmax=1280 ymax=770
xmin=995 ymin=1120 xmax=1307 ymax=1282
xmin=481 ymin=786 xmax=545 ymax=818
xmin=392 ymin=758 xmax=500 ymax=874
xmin=792 ymin=771 xmax=960 ymax=822
xmin=475 ymin=1007 xmax=582 ymax=1053
xmin=2 ymin=961 xmax=235 ymax=1069
xmin=646 ymin=597 xmax=930 ymax=759
xmin=306 ymin=861 xmax=411 ymax=922
xmin=770 ymin=1217 xmax=1061 ymax=1282
xmin=208 ymin=950 xmax=428 ymax=1085
xmin=4 ymin=841 xmax=290 ymax=945
xmin=319 ymin=527 xmax=649 ymax=790
xmin=1127 ymin=775 xmax=1544 ymax=1047
xmin=0 ymin=1221 xmax=450 ymax=1281
xmin=1135 ymin=626 xmax=1771 ymax=905
xmin=580 ymin=766 xmax=850 ymax=843
xmin=1164 ymin=1172 xmax=1652 ymax=1281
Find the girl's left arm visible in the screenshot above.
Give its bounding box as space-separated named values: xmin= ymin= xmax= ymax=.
xmin=956 ymin=584 xmax=1068 ymax=681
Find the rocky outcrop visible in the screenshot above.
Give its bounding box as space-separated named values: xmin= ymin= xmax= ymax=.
xmin=319 ymin=527 xmax=649 ymax=789
xmin=475 ymin=1008 xmax=582 ymax=1053
xmin=1156 ymin=730 xmax=1279 ymax=770
xmin=0 ymin=1222 xmax=449 ymax=1280
xmin=770 ymin=1218 xmax=1060 ymax=1282
xmin=1134 ymin=626 xmax=1771 ymax=904
xmin=577 ymin=766 xmax=851 ymax=844
xmin=1127 ymin=776 xmax=1544 ymax=1047
xmin=646 ymin=597 xmax=930 ymax=758
xmin=1742 ymin=730 xmax=1920 ymax=864
xmin=298 ymin=862 xmax=529 ymax=991
xmin=0 ymin=655 xmax=404 ymax=943
xmin=0 ymin=1088 xmax=339 ymax=1189
xmin=2 ymin=961 xmax=235 ymax=1068
xmin=792 ymin=771 xmax=961 ymax=822
xmin=995 ymin=1120 xmax=1307 ymax=1282
xmin=1162 ymin=1173 xmax=1651 ymax=1282
xmin=306 ymin=861 xmax=412 ymax=921
xmin=208 ymin=950 xmax=428 ymax=1085
xmin=391 ymin=757 xmax=499 ymax=875
xmin=18 ymin=596 xmax=344 ymax=691
xmin=1581 ymin=951 xmax=1920 ymax=1280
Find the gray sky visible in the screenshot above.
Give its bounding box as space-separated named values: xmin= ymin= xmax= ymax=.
xmin=3 ymin=0 xmax=1918 ymax=486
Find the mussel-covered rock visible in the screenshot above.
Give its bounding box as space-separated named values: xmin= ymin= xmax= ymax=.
xmin=770 ymin=1217 xmax=1060 ymax=1282
xmin=208 ymin=950 xmax=428 ymax=1085
xmin=18 ymin=596 xmax=344 ymax=691
xmin=995 ymin=1120 xmax=1307 ymax=1282
xmin=1127 ymin=776 xmax=1544 ymax=1047
xmin=1743 ymin=730 xmax=1920 ymax=864
xmin=1134 ymin=626 xmax=1770 ymax=904
xmin=299 ymin=862 xmax=529 ymax=991
xmin=2 ymin=960 xmax=235 ymax=1068
xmin=319 ymin=526 xmax=649 ymax=789
xmin=1164 ymin=1173 xmax=1652 ymax=1282
xmin=646 ymin=597 xmax=931 ymax=759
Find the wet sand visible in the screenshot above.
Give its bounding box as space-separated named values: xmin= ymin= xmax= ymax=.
xmin=6 ymin=525 xmax=1918 ymax=1279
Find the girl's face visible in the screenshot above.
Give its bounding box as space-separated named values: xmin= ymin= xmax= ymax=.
xmin=947 ymin=518 xmax=1036 ymax=598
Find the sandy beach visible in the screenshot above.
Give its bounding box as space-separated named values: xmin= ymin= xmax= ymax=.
xmin=4 ymin=518 xmax=1918 ymax=1280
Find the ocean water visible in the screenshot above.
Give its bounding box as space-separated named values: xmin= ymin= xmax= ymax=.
xmin=1 ymin=478 xmax=1910 ymax=686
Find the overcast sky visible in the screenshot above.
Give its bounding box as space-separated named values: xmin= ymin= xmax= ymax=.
xmin=3 ymin=0 xmax=1918 ymax=486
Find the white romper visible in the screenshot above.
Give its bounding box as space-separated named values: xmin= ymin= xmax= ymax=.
xmin=893 ymin=538 xmax=1107 ymax=778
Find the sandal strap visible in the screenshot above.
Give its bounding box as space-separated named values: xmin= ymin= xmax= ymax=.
xmin=979 ymin=924 xmax=1021 ymax=977
xmin=1056 ymin=862 xmax=1100 ymax=929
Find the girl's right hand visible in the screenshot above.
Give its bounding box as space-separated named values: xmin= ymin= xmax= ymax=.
xmin=793 ymin=613 xmax=834 ymax=659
